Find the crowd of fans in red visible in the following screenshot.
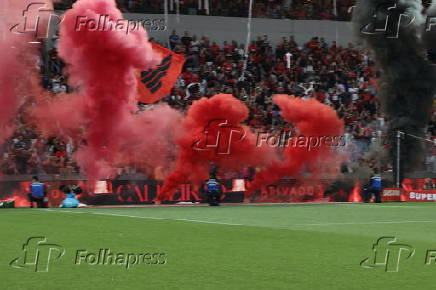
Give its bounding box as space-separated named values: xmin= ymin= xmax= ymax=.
xmin=54 ymin=0 xmax=355 ymax=21
xmin=2 ymin=12 xmax=436 ymax=176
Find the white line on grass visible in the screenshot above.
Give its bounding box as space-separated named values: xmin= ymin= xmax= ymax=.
xmin=45 ymin=209 xmax=245 ymax=226
xmin=343 ymin=204 xmax=436 ymax=208
xmin=43 ymin=209 xmax=436 ymax=228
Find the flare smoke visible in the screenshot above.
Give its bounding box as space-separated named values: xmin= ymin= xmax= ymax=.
xmin=353 ymin=0 xmax=436 ymax=175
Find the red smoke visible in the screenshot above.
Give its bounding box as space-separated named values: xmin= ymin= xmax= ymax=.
xmin=29 ymin=93 xmax=86 ymax=139
xmin=247 ymin=95 xmax=344 ymax=197
xmin=53 ymin=0 xmax=161 ymax=185
xmin=0 ymin=39 xmax=21 ymax=144
xmin=0 ymin=0 xmax=51 ymax=145
xmin=110 ymin=104 xmax=183 ymax=174
xmin=158 ymin=94 xmax=275 ymax=201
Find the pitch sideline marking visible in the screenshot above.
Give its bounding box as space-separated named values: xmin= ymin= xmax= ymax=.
xmin=343 ymin=204 xmax=436 ymax=208
xmin=44 ymin=209 xmax=436 ymax=228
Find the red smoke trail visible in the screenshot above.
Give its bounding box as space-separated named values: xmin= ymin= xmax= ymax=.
xmin=28 ymin=93 xmax=87 ymax=139
xmin=0 ymin=0 xmax=53 ymax=145
xmin=56 ymin=0 xmax=160 ymax=185
xmin=0 ymin=39 xmax=21 ymax=144
xmin=0 ymin=2 xmax=27 ymax=143
xmin=247 ymin=95 xmax=344 ymax=197
xmin=110 ymin=104 xmax=184 ymax=173
xmin=158 ymin=94 xmax=276 ymax=201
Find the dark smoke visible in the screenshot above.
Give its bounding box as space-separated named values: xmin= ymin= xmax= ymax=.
xmin=353 ymin=0 xmax=436 ymax=176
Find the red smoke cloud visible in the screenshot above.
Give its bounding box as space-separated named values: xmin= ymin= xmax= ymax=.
xmin=53 ymin=0 xmax=162 ymax=184
xmin=110 ymin=104 xmax=184 ymax=174
xmin=247 ymin=95 xmax=345 ymax=197
xmin=0 ymin=0 xmax=51 ymax=145
xmin=0 ymin=39 xmax=21 ymax=144
xmin=158 ymin=94 xmax=276 ymax=201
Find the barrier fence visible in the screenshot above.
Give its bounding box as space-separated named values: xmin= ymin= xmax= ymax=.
xmin=2 ymin=177 xmax=435 ymax=207
xmin=0 ymin=178 xmax=364 ymax=207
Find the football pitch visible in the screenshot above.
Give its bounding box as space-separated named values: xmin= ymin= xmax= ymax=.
xmin=2 ymin=203 xmax=436 ymax=289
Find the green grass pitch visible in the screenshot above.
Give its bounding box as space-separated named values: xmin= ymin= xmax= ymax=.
xmin=2 ymin=203 xmax=436 ymax=289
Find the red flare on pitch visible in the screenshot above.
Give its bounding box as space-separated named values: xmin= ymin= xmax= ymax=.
xmin=348 ymin=180 xmax=362 ymax=202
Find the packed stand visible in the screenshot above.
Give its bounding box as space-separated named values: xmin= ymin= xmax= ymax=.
xmin=53 ymin=0 xmax=356 ymax=21
xmin=2 ymin=29 xmax=435 ymax=176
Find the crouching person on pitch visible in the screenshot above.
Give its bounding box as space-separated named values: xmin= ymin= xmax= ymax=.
xmin=206 ymin=175 xmax=222 ymax=206
xmin=59 ymin=185 xmax=80 ymax=208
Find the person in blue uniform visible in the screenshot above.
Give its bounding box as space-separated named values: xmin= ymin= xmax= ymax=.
xmin=206 ymin=174 xmax=222 ymax=206
xmin=60 ymin=185 xmax=80 ymax=208
xmin=28 ymin=176 xmax=47 ymax=208
xmin=366 ymin=168 xmax=382 ymax=203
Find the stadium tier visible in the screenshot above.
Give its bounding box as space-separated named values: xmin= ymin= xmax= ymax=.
xmin=2 ymin=1 xmax=436 ymax=288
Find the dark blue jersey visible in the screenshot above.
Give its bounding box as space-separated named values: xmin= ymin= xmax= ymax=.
xmin=206 ymin=179 xmax=220 ymax=192
xmin=370 ymin=174 xmax=382 ymax=190
xmin=30 ymin=182 xmax=45 ymax=197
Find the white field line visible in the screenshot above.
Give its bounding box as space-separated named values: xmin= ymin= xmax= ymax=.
xmin=44 ymin=209 xmax=436 ymax=228
xmin=342 ymin=204 xmax=436 ymax=208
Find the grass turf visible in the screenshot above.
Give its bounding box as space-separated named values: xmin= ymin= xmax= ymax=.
xmin=1 ymin=203 xmax=436 ymax=289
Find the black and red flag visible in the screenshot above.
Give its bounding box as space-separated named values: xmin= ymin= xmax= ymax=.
xmin=136 ymin=43 xmax=185 ymax=104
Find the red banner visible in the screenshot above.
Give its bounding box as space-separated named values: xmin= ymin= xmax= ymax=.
xmin=136 ymin=43 xmax=185 ymax=104
xmin=403 ymin=190 xmax=436 ymax=202
xmin=382 ymin=188 xmax=401 ymax=202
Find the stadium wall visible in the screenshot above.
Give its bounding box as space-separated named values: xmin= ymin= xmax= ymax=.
xmin=49 ymin=12 xmax=355 ymax=47
xmin=0 ymin=178 xmax=363 ymax=207
xmin=3 ymin=176 xmax=435 ymax=206
xmin=128 ymin=14 xmax=355 ymax=46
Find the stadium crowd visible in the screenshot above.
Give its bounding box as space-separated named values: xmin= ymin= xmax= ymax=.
xmin=2 ymin=15 xmax=436 ymax=176
xmin=54 ymin=0 xmax=355 ymax=21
